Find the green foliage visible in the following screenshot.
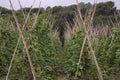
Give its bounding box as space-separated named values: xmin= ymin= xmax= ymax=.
xmin=1 ymin=13 xmax=120 ymax=79
xmin=0 ymin=1 xmax=120 ymax=80
xmin=0 ymin=18 xmax=18 ymax=78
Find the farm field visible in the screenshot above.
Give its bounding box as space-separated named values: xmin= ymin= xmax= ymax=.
xmin=0 ymin=1 xmax=120 ymax=80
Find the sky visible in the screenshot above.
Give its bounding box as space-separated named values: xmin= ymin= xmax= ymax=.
xmin=0 ymin=0 xmax=120 ymax=10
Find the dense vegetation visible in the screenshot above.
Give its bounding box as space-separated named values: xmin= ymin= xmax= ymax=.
xmin=0 ymin=1 xmax=120 ymax=80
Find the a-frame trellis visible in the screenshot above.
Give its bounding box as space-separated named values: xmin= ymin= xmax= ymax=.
xmin=75 ymin=0 xmax=103 ymax=80
xmin=6 ymin=0 xmax=41 ymax=80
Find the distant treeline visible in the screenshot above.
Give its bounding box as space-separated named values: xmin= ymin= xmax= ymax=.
xmin=0 ymin=1 xmax=119 ymax=24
